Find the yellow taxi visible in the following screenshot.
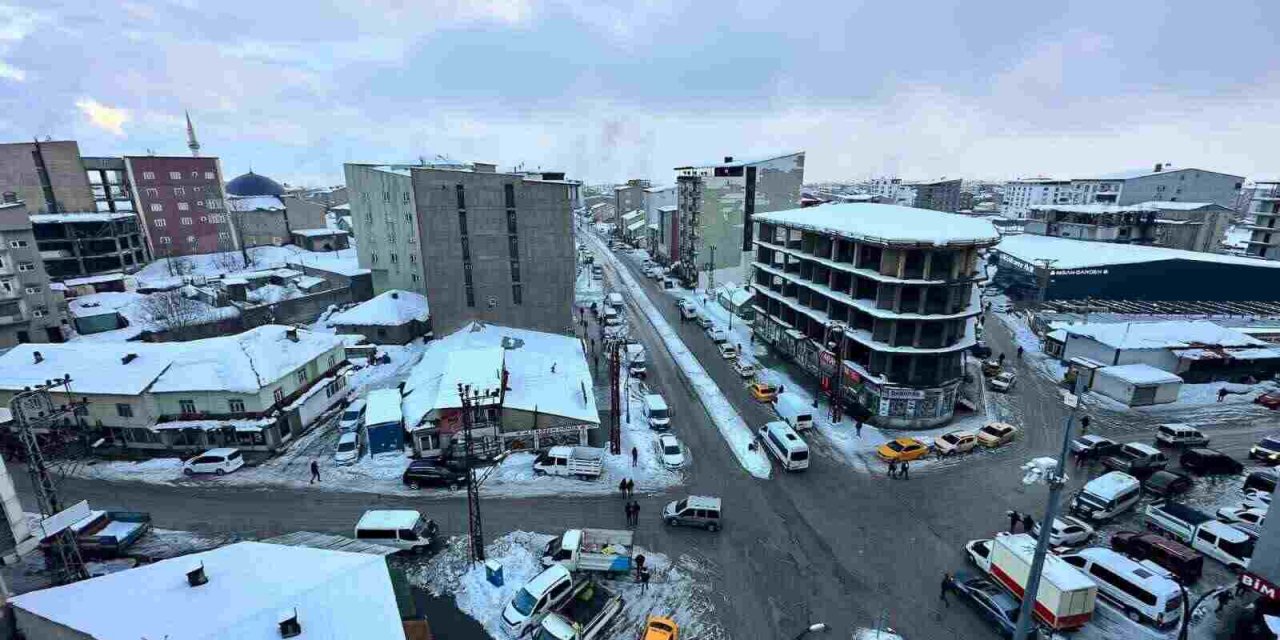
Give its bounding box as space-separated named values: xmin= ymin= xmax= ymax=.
xmin=748 ymin=382 xmax=778 ymax=402
xmin=642 ymin=616 xmax=679 ymax=640
xmin=876 ymin=437 xmax=931 ymax=462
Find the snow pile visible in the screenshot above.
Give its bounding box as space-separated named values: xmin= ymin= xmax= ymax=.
xmin=593 ymin=236 xmax=771 ymax=479
xmin=135 ymin=245 xmax=363 ymax=289
xmin=853 ymin=630 xmax=904 ymax=640
xmin=1021 ymin=456 xmax=1060 ymax=485
xmin=328 ymin=290 xmax=429 ymax=327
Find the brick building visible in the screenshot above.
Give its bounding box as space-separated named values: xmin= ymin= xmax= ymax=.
xmin=0 ymin=140 xmax=97 ymax=214
xmin=125 ymin=156 xmax=234 ymax=257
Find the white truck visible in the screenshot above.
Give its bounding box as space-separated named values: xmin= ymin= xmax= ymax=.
xmin=541 ymin=528 xmax=634 ymax=574
xmin=533 ymin=446 xmax=605 ymax=479
xmin=532 ymin=581 xmax=624 ymax=640
xmin=626 ymin=343 xmax=646 ymax=378
xmin=987 ymin=534 xmax=1097 ymax=632
xmin=1144 ymin=501 xmax=1254 ymax=570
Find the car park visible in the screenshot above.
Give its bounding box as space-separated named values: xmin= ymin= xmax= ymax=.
xmin=182 ymin=448 xmax=245 ymax=476
xmin=1179 ymin=448 xmax=1244 ymax=475
xmin=1154 ymin=423 xmax=1209 ymax=448
xmin=976 ymin=422 xmax=1018 ymax=448
xmin=1141 ymin=470 xmax=1193 ymax=498
xmin=749 ymin=382 xmax=778 ymax=402
xmin=1031 ymin=516 xmax=1095 ymax=547
xmin=1070 ymin=435 xmax=1120 ymax=459
xmin=657 ymin=434 xmax=686 ymax=468
xmin=663 ymin=495 xmax=722 ymax=531
xmin=1250 ymin=436 xmax=1280 ymax=464
xmin=935 ymin=430 xmax=978 ymax=456
xmin=988 ymin=371 xmax=1016 ymax=392
xmin=1101 ymin=443 xmax=1168 ymax=475
xmin=333 ymin=431 xmax=361 ymax=464
xmin=877 ymin=437 xmax=930 ymax=462
xmin=1256 ymin=391 xmax=1280 ymax=409
xmin=401 ymin=460 xmax=469 ymax=490
xmin=952 ymin=571 xmax=1024 ymax=638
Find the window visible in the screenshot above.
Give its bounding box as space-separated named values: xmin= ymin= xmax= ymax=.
xmin=295 ymin=369 xmax=307 ymax=385
xmin=273 ymin=388 xmax=284 ymax=403
xmin=160 ymin=236 xmax=172 ymax=245
xmin=116 ymin=403 xmax=133 ymax=418
xmin=228 ymin=398 xmax=245 ymax=413
xmin=31 ymin=309 xmax=44 ymax=318
xmin=174 ymin=187 xmax=185 ymax=197
xmin=169 ymin=171 xmax=182 ymax=180
xmin=177 ymin=202 xmax=190 ymax=211
xmin=409 ymin=253 xmax=417 ymax=264
xmin=190 ymin=171 xmax=199 ymax=178
xmin=412 ymin=273 xmax=420 ymax=283
xmin=180 ymin=217 xmax=192 ymax=226
xmin=204 ymin=171 xmax=215 ymax=180
xmin=186 ymin=235 xmax=196 ymax=244
xmin=145 ymin=187 xmax=159 ymax=197
xmin=510 ymin=260 xmax=521 ymax=282
xmin=24 ymin=285 xmax=40 ymax=294
xmin=154 ymin=218 xmax=166 ymax=228
xmin=218 ymin=232 xmax=230 ymax=241
xmin=17 ymin=262 xmax=34 ymax=272
xmin=8 ymin=240 xmax=26 ymax=248
xmin=513 ymin=283 xmax=522 ymax=304
xmin=383 ymin=191 xmax=390 ymax=203
xmin=179 ymin=399 xmax=196 ymax=414
xmin=150 ymin=203 xmax=163 ymax=212
xmin=402 ymin=191 xmax=410 ymax=204
xmin=390 ymin=253 xmax=398 ymax=263
xmin=142 ymin=171 xmax=155 ymax=180
xmin=327 ymin=355 xmax=336 ymax=368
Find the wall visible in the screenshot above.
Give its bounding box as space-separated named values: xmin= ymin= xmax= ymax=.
xmin=643 ymin=187 xmax=675 ymax=235
xmin=1045 ymin=259 xmax=1280 ymax=302
xmin=1118 ymin=170 xmax=1243 ymax=209
xmin=234 ymin=209 xmax=290 ymax=248
xmin=0 ymin=141 xmax=96 ymax=214
xmin=344 ymin=165 xmax=425 ymax=295
xmin=0 ymin=202 xmax=66 ymax=346
xmin=14 ymin=607 xmax=95 ymax=640
xmin=284 ymin=196 xmax=328 ymax=230
xmin=126 ymin=156 xmax=232 ymax=257
xmin=1061 ymin=335 xmax=1179 ymax=371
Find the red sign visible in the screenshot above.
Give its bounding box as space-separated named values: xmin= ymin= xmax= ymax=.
xmin=1242 ymin=572 xmax=1280 ymax=600
xmin=819 ymin=350 xmax=837 ymax=373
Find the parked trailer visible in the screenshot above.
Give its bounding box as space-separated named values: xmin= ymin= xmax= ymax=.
xmin=533 ymin=581 xmax=624 ymax=640
xmin=541 ymin=528 xmax=634 ymax=574
xmin=987 ymin=534 xmax=1097 ymax=631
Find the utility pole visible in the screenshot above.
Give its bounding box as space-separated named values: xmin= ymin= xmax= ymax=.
xmin=608 ymin=340 xmax=621 ymax=455
xmin=458 ymin=381 xmax=502 ymax=563
xmin=9 ymin=377 xmax=90 ymax=585
xmin=1012 ymin=374 xmax=1086 ymax=640
xmin=706 ymin=245 xmax=716 ymax=294
xmin=830 ymin=324 xmax=846 ymax=423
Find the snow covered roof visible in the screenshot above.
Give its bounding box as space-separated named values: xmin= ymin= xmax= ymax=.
xmin=29 ymin=212 xmax=135 ymax=224
xmin=996 ymin=234 xmax=1280 ymax=270
xmin=330 ymin=290 xmax=429 ymax=327
xmin=0 ymin=343 xmax=177 ymax=395
xmin=403 ymin=322 xmax=598 ymax=427
xmin=63 ymin=272 xmax=128 ymax=287
xmin=1028 ymin=202 xmax=1223 ymax=214
xmin=151 ymin=326 xmax=345 ymax=394
xmin=621 ymin=209 xmax=644 ymax=221
xmin=1076 ymin=167 xmax=1242 ymax=181
xmin=1097 ymin=364 xmax=1182 ymax=385
xmin=755 ymin=204 xmax=999 ymax=246
xmin=9 ymin=541 xmax=404 ymax=640
xmin=1061 ymin=320 xmax=1265 ymax=350
xmin=627 ymin=219 xmax=646 ymax=231
xmin=293 ymin=228 xmax=349 ymax=238
xmin=356 ymin=509 xmax=420 ymax=530
xmin=675 ymin=151 xmax=803 ymax=169
xmin=227 ymin=195 xmax=285 ymax=212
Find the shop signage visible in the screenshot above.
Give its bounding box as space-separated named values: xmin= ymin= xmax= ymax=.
xmin=1242 ymin=572 xmax=1280 ymax=600
xmin=881 ymin=387 xmax=926 ymax=400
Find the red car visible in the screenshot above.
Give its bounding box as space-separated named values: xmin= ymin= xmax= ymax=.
xmin=1257 ymin=391 xmax=1280 ymax=410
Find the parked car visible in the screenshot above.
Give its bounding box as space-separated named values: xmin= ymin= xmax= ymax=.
xmin=1155 ymin=424 xmax=1209 ymax=448
xmin=935 ymin=430 xmax=978 ymax=456
xmin=877 ymin=437 xmax=930 ymax=462
xmin=749 ymin=382 xmax=778 ymax=402
xmin=952 ymin=571 xmax=1025 ymax=638
xmin=988 ymin=371 xmax=1016 ymax=392
xmin=1070 ymin=435 xmax=1120 ymax=459
xmin=1031 ymin=516 xmax=1095 ymax=547
xmin=662 ymin=495 xmax=722 ymax=531
xmin=1101 ymin=443 xmax=1168 ymax=476
xmin=965 ymin=538 xmax=993 ymax=573
xmin=502 ymin=564 xmax=577 ymax=636
xmin=732 ymin=359 xmax=758 ymax=378
xmin=971 ymin=341 xmax=993 ymax=359
xmin=678 ymin=300 xmax=697 ymax=320
xmin=1256 ymin=391 xmax=1280 ymax=409
xmin=1244 ymin=469 xmax=1279 ymax=495
xmin=981 ymin=359 xmax=1002 ymax=376
xmin=707 ymin=328 xmax=729 ymax=344
xmin=333 ymin=431 xmax=360 ymax=464
xmin=1243 ymin=488 xmax=1273 ymax=511
xmin=182 ymin=448 xmax=245 ymax=476
xmin=1249 ymin=436 xmax=1280 ymax=464
xmin=1070 ymin=472 xmax=1142 ymax=521
xmin=1141 ymin=470 xmax=1193 ymax=498
xmin=338 ymin=398 xmax=366 ymax=433
xmin=641 ymin=616 xmax=679 ymax=640
xmin=657 ymin=434 xmax=686 ymax=468
xmin=401 ymin=460 xmax=469 ymax=490
xmin=717 ymin=342 xmax=738 ymax=359
xmin=1179 ymin=448 xmax=1244 ymax=475
xmin=694 ymin=312 xmax=712 ymax=329
xmin=977 ymin=422 xmax=1018 ymax=448
xmin=1217 ymin=505 xmax=1267 ymax=530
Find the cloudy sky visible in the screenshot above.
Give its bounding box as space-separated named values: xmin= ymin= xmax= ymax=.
xmin=1 ymin=0 xmax=1277 ymax=187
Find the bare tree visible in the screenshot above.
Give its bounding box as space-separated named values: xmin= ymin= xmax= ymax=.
xmin=138 ymin=290 xmax=208 ymax=334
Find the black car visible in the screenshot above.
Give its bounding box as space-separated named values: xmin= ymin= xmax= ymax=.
xmin=952 ymin=571 xmax=1023 ymax=638
xmin=1070 ymin=435 xmax=1121 ymax=459
xmin=1245 ymin=469 xmax=1280 ymax=494
xmin=402 ymin=460 xmax=469 ymax=490
xmin=1180 ymin=448 xmax=1244 ymax=475
xmin=971 ymin=341 xmax=993 ymax=359
xmin=1142 ymin=470 xmax=1193 ymax=497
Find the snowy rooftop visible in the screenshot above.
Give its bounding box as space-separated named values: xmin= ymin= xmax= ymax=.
xmin=0 ymin=342 xmax=177 ymax=395
xmin=227 ymin=195 xmax=285 ymax=212
xmin=330 ymin=290 xmax=429 ymax=327
xmin=1077 ymin=167 xmax=1242 ymax=181
xmin=29 ymin=212 xmax=135 ymax=224
xmin=1028 ymin=202 xmax=1221 ymax=214
xmin=330 ymin=203 xmax=351 ymax=211
xmin=10 ymin=541 xmax=403 ymax=640
xmin=1061 ymin=320 xmax=1265 ymax=350
xmin=63 ymin=272 xmax=128 ymax=287
xmin=403 ymin=322 xmax=598 ymax=427
xmin=675 ymin=151 xmax=802 ymax=169
xmin=293 ymin=228 xmax=349 ymax=238
xmin=756 ymin=204 xmax=1000 ymax=246
xmin=996 ymin=234 xmax=1280 ymax=270
xmin=1098 ymin=364 xmax=1183 ymax=385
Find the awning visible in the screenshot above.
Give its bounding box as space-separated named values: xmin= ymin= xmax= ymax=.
xmin=621 ymin=210 xmax=643 ymax=222
xmin=627 ymin=220 xmax=646 ymax=231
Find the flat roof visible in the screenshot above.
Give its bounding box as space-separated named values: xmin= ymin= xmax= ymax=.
xmin=356 ymin=509 xmax=420 ymax=530
xmin=755 ymin=203 xmax=999 ymax=246
xmin=29 ymin=212 xmax=135 ymax=224
xmin=1098 ymin=364 xmax=1183 ymax=385
xmin=996 ymin=234 xmax=1280 ymax=270
xmin=1076 ymin=167 xmax=1244 ymax=181
xmin=1061 ymin=320 xmax=1264 ymax=350
xmin=674 ymin=151 xmax=803 ymax=170
xmin=1028 ymin=202 xmax=1225 ymax=214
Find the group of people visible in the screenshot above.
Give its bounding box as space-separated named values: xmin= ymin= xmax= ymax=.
xmin=1006 ymin=509 xmax=1036 ymax=534
xmin=620 ymin=478 xmax=641 ymax=527
xmin=634 ymin=554 xmax=652 ymax=593
xmin=886 ymin=459 xmax=911 ymax=479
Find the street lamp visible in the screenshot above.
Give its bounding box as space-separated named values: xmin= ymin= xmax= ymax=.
xmin=790 ymin=622 xmax=828 ymax=640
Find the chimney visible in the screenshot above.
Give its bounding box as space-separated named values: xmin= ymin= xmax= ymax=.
xmin=724 ymin=156 xmax=734 ymax=163
xmin=286 ymin=327 xmax=299 ymax=342
xmin=278 ymin=610 xmax=302 ymax=638
xmin=121 ymin=353 xmax=138 ymax=365
xmin=1154 ymin=163 xmax=1163 ymax=173
xmin=390 ymin=292 xmax=399 ymax=299
xmin=32 ymin=351 xmax=43 ymax=364
xmin=187 ymin=564 xmax=208 ymax=587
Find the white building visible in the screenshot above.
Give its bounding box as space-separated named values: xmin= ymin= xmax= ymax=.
xmin=1245 ymin=180 xmax=1280 ymax=260
xmin=1068 ymin=166 xmax=1243 ymax=209
xmin=1000 ymin=178 xmax=1072 ymax=219
xmin=10 ymin=541 xmax=406 ymax=640
xmin=1043 ymin=320 xmax=1280 ymax=382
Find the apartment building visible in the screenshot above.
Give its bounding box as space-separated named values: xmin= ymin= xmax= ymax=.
xmin=1069 ymin=165 xmax=1243 ymax=209
xmin=0 ymin=201 xmax=66 ymax=346
xmin=643 ymin=185 xmax=676 ymax=255
xmin=0 ymin=140 xmax=97 ymax=214
xmin=82 ymin=156 xmax=137 ymax=214
xmin=614 ymin=179 xmax=650 ymax=232
xmin=750 ymin=203 xmax=998 ymax=428
xmin=1024 ymin=202 xmax=1232 ymax=253
xmin=344 ymin=163 xmax=426 ymax=295
xmin=125 ymin=156 xmax=233 ymax=257
xmin=1000 ymin=178 xmax=1072 ymax=219
xmin=1246 ymin=180 xmax=1280 ymax=260
xmin=674 ymin=152 xmax=805 ymax=288
xmin=908 ymin=178 xmax=963 ymax=212
xmin=30 ymin=211 xmax=148 ymax=278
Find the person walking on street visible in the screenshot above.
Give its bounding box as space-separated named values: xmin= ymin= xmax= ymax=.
xmin=1218 ymin=387 xmax=1229 ymax=403
xmin=631 ymin=501 xmax=640 ymax=527
xmin=626 ymin=478 xmax=635 ymax=498
xmin=631 ymin=446 xmax=638 ymax=467
xmin=1008 ymin=510 xmax=1021 ymax=533
xmin=619 ymin=479 xmax=628 ymax=497
xmin=1216 ymin=589 xmax=1233 ymax=612
xmin=639 ymin=567 xmax=651 ymax=593
xmin=1080 ymin=415 xmax=1091 ymax=433
xmin=888 ymin=459 xmax=898 ymax=479
xmin=1017 ymin=345 xmax=1024 ymax=358
xmin=1022 ymin=512 xmax=1034 ymax=534
xmin=634 ymin=554 xmax=647 ymax=580
xmin=310 ymin=460 xmax=321 ymax=484
xmin=901 ymin=460 xmax=910 ymax=480
xmin=998 ymin=352 xmax=1006 ymax=365
xmin=624 ymin=501 xmax=634 ymax=526
xmin=940 ymin=573 xmax=954 ymax=607
xmin=855 ymin=420 xmax=863 ymax=438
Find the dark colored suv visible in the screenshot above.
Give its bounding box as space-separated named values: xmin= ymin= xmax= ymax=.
xmin=402 ymin=460 xmax=469 ymax=490
xmin=1179 ymin=448 xmax=1244 ymax=475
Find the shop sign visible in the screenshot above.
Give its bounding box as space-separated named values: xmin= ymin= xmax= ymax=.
xmin=881 ymin=387 xmax=926 ymax=400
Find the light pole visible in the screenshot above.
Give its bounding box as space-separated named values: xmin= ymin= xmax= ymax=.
xmin=790 ymin=622 xmax=828 ymax=640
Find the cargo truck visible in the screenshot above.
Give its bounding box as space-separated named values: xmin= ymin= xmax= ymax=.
xmin=987 ymin=533 xmax=1097 ymax=631
xmin=541 ymin=528 xmax=634 ymax=574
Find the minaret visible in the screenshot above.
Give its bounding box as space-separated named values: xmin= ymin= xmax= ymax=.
xmin=185 ymin=110 xmax=200 ymax=157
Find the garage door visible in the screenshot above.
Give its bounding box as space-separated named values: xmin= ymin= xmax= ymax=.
xmin=1132 ymin=385 xmax=1159 ymax=406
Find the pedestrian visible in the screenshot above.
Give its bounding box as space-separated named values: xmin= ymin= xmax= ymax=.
xmin=1080 ymin=415 xmax=1091 ymax=434
xmin=639 ymin=566 xmax=651 ymax=593
xmin=619 ymin=479 xmax=628 ymax=497
xmin=631 ymin=501 xmax=641 ymax=527
xmin=998 ymin=353 xmax=1006 ymax=365
xmin=1218 ymin=387 xmax=1229 ymax=403
xmin=901 ymin=460 xmax=910 ymax=480
xmin=631 ymin=446 xmax=638 ymax=467
xmin=1216 ymin=589 xmax=1232 ymax=612
xmin=627 ymin=478 xmax=635 ymax=498
xmin=888 ymin=459 xmax=898 ymax=479
xmin=855 ymin=420 xmax=863 ymax=438
xmin=1017 ymin=345 xmax=1024 ymax=358
xmin=1008 ymin=510 xmax=1021 ymax=533
xmin=634 ymin=553 xmax=647 ymax=580
xmin=1022 ymin=512 xmax=1034 ymax=534
xmin=624 ymin=500 xmax=634 ymax=526
xmin=1075 ymin=450 xmax=1087 ymax=468
xmin=309 ymin=460 xmax=320 ymax=484
xmin=940 ymin=572 xmax=953 ymax=607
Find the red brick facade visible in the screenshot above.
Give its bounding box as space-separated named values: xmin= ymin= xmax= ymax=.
xmin=125 ymin=156 xmax=235 ymax=257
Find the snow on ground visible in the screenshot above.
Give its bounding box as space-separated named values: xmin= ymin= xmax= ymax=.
xmin=993 ymin=310 xmax=1067 ymax=382
xmin=135 ymin=245 xmax=361 ymax=289
xmin=852 ymin=629 xmax=904 ymax=640
xmin=574 ymin=263 xmax=604 ymax=305
xmin=591 ymin=236 xmax=771 ymax=479
xmin=409 ymin=531 xmax=722 ymax=640
xmin=66 ymin=290 xmax=238 ymax=343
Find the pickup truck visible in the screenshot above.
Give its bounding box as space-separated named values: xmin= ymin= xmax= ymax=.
xmin=42 ymin=510 xmax=152 ymax=559
xmin=533 ymin=446 xmax=605 ymax=479
xmin=1144 ymin=501 xmax=1254 ymax=570
xmin=541 ymin=528 xmax=634 ymax=574
xmin=533 ymin=581 xmax=624 ymax=640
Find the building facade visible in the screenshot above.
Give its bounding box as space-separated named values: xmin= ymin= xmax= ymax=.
xmin=82 ymin=156 xmax=137 ymax=214
xmin=613 ymin=180 xmax=649 ymax=230
xmin=1069 ymin=166 xmax=1243 ymax=209
xmin=750 ymin=204 xmax=997 ymax=428
xmin=0 ymin=202 xmax=66 ymax=346
xmin=344 ymin=164 xmax=426 ymax=295
xmin=0 ymin=140 xmax=97 ymax=214
xmin=125 ymin=156 xmax=233 ymax=258
xmin=1000 ymin=178 xmax=1072 ymax=219
xmin=908 ymin=178 xmax=962 ymax=212
xmin=674 ymin=152 xmax=805 ymax=288
xmin=643 ymin=185 xmax=676 ymax=251
xmin=1023 ymin=202 xmax=1231 ymax=253
xmin=30 ymin=212 xmax=148 ymax=278
xmin=1246 ymin=180 xmax=1280 ymax=260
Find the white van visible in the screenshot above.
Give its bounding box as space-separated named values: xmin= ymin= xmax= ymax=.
xmin=606 ymin=292 xmax=624 ymax=309
xmin=644 ymin=394 xmax=670 ymax=431
xmin=603 ymin=307 xmax=621 ymax=326
xmin=1061 ymin=548 xmax=1183 ymax=629
xmin=774 ymin=394 xmax=814 ymax=432
xmin=182 ymin=448 xmax=245 ymax=476
xmin=758 ymin=421 xmax=810 ymax=471
xmin=502 ymin=564 xmax=576 ymax=636
xmin=353 ymin=509 xmax=437 ymax=553
xmin=1154 ymin=423 xmax=1209 ymax=448
xmin=338 ymin=398 xmax=366 ymax=433
xmin=1070 ymin=472 xmax=1141 ymax=521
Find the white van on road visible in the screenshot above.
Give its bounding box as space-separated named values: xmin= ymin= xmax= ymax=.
xmin=774 ymin=394 xmax=814 ymax=432
xmin=338 ymin=398 xmax=366 ymax=433
xmin=1070 ymin=472 xmax=1141 ymax=521
xmin=353 ymin=509 xmax=437 ymax=553
xmin=644 ymin=394 xmax=670 ymax=431
xmin=758 ymin=421 xmax=810 ymax=471
xmin=1061 ymin=547 xmax=1183 ymax=629
xmin=182 ymin=448 xmax=245 ymax=476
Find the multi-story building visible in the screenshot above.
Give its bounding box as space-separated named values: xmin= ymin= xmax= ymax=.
xmin=0 ymin=201 xmax=66 ymax=346
xmin=868 ymin=177 xmax=902 ymax=202
xmin=416 ymin=165 xmax=575 ymax=335
xmin=674 ymin=152 xmax=805 ymax=288
xmin=344 ymin=163 xmax=426 ymax=295
xmin=907 ymin=178 xmax=962 ymax=212
xmin=82 ymin=156 xmax=137 ymax=213
xmin=1069 ymin=165 xmax=1243 ymax=208
xmin=1246 ymin=180 xmax=1280 ymax=260
xmin=999 ymin=178 xmax=1072 ymax=219
xmin=125 ymin=155 xmax=233 ymax=258
xmin=614 ymin=179 xmax=649 ymax=231
xmin=750 ymin=203 xmax=998 ymax=428
xmin=0 ymin=140 xmax=97 ymax=214
xmin=1024 ymin=202 xmax=1232 ymax=253
xmin=643 ymin=185 xmax=676 ymax=255
xmin=30 ymin=211 xmax=148 ymax=279
xmin=225 ymin=171 xmax=328 ymax=249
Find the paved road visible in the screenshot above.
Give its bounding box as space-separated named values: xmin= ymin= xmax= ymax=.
xmin=18 ymin=229 xmax=1280 ymax=640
